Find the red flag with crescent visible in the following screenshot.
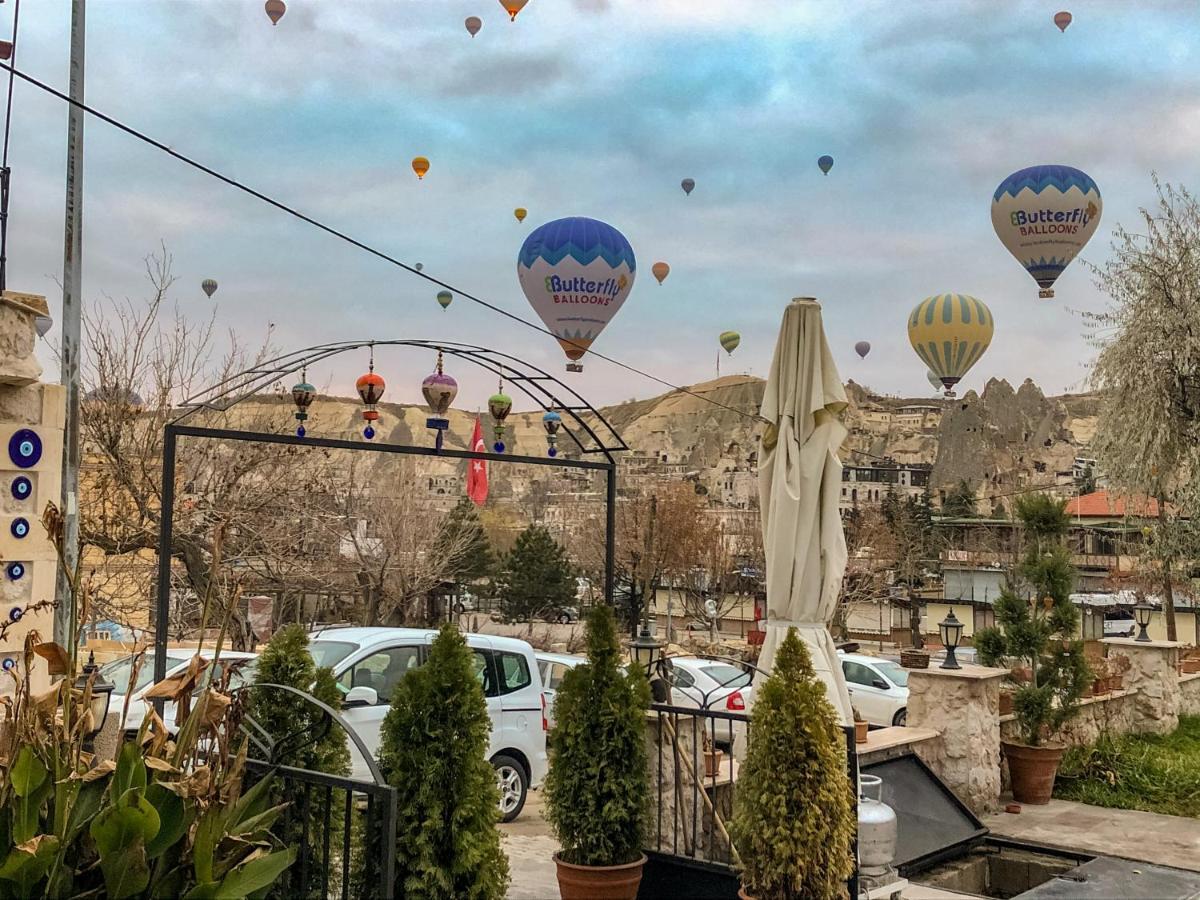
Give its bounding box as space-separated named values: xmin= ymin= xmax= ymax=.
xmin=467 ymin=415 xmax=489 ymax=505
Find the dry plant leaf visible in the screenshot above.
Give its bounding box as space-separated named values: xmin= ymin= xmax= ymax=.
xmin=81 ymin=759 xmax=116 ymax=782
xmin=198 ymin=689 xmax=231 ymax=730
xmin=33 ymin=642 xmax=70 ymax=676
xmin=184 ymin=765 xmax=211 ymax=798
xmin=143 ymin=655 xmax=205 ymax=701
xmin=32 ymin=684 xmax=61 ymax=716
xmin=144 ymin=757 xmax=180 ymax=775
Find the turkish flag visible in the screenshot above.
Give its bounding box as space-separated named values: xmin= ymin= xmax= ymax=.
xmin=467 ymin=415 xmax=489 ymax=506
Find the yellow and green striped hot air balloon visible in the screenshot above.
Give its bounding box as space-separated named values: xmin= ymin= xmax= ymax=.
xmin=719 ymin=331 xmax=741 ymax=354
xmin=907 ymin=293 xmax=993 ymax=396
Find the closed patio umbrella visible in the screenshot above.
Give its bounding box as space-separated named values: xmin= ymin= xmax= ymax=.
xmin=755 ymin=297 xmax=853 ymax=724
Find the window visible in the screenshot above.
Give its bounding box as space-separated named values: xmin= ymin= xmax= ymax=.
xmin=338 ymin=646 xmax=421 ymax=704
xmin=102 ymin=653 xmax=189 ymax=696
xmin=309 ymin=641 xmax=359 ymax=669
xmin=472 ymin=650 xmax=498 ymax=697
xmin=544 ymin=663 xmax=570 ymax=691
xmin=873 ymin=660 xmax=909 ymax=688
xmin=496 ymin=651 xmax=532 ymax=695
xmin=842 ymin=661 xmax=879 ymax=687
xmin=669 ymin=667 xmax=696 ymax=689
xmin=700 ymin=664 xmax=751 ymax=689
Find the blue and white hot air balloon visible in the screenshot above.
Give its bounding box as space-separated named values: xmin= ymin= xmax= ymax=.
xmin=517 ymin=216 xmax=637 ymax=372
xmin=991 ymin=165 xmax=1101 ymax=300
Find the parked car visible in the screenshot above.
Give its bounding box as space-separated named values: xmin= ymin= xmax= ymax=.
xmin=543 ymin=605 xmax=579 ymax=625
xmin=308 ymin=626 xmax=548 ymax=822
xmin=839 ymin=652 xmax=909 ymax=727
xmin=664 ymin=656 xmax=754 ymax=749
xmin=1103 ymin=610 xmax=1136 ymax=638
xmin=102 ymin=650 xmax=259 ymax=739
xmin=536 ymin=651 xmax=585 ymax=731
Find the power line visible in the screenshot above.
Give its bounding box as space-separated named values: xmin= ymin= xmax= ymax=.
xmin=0 ymin=61 xmax=763 ymax=425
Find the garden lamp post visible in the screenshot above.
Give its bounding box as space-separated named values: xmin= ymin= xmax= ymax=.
xmin=1134 ymin=602 xmax=1153 ymax=642
xmin=77 ymin=650 xmax=114 ymax=753
xmin=630 ymin=622 xmax=665 ymax=678
xmin=938 ymin=608 xmax=964 ymax=670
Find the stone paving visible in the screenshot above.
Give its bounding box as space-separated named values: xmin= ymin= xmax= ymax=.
xmin=500 ymin=792 xmax=561 ymax=900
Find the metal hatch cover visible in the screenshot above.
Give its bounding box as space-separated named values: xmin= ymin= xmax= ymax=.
xmin=862 ymin=753 xmax=988 ymax=872
xmin=1014 ymin=855 xmax=1200 ymax=899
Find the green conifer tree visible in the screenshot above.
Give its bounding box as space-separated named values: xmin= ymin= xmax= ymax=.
xmin=496 ymin=525 xmax=575 ymax=622
xmin=438 ymin=497 xmax=495 ymax=583
xmin=729 ymin=629 xmax=854 ymax=899
xmin=378 ymin=625 xmax=509 ymax=900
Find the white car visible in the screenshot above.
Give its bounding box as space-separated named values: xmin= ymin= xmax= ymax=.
xmin=536 ymin=651 xmax=585 ymax=732
xmin=309 ymin=627 xmax=548 ymax=823
xmin=101 ymin=650 xmax=258 ymax=738
xmin=839 ymin=652 xmax=909 ymax=727
xmin=665 ymin=657 xmax=754 ymax=749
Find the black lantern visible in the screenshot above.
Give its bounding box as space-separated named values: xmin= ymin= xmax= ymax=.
xmin=938 ymin=608 xmax=964 ymax=670
xmin=630 ymin=622 xmax=665 ymax=677
xmin=1134 ymin=602 xmax=1153 ymax=642
xmin=76 ymin=650 xmax=114 ymax=751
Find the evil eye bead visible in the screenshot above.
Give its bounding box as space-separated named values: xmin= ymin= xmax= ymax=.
xmin=7 ymin=430 xmax=42 ymax=469
xmin=10 ymin=476 xmax=31 ymax=501
xmin=8 ymin=607 xmax=21 ymax=623
xmin=10 ymin=518 xmax=29 ymax=539
xmin=1 ymin=658 xmax=14 ymax=671
xmin=5 ymin=562 xmax=24 ymax=581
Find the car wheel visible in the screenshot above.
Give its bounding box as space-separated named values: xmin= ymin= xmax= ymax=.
xmin=455 ymin=602 xmax=466 ymax=615
xmin=892 ymin=708 xmax=907 ymax=727
xmin=557 ymin=613 xmax=570 ymax=624
xmin=493 ymin=754 xmax=527 ymax=823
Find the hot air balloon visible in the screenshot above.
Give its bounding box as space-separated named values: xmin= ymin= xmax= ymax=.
xmin=415 ymin=263 xmax=424 ymax=272
xmin=991 ymin=165 xmax=1101 ymax=299
xmin=818 ymin=155 xmax=834 ymax=175
xmin=501 ymin=0 xmax=529 ymax=20
xmin=412 ymin=157 xmax=430 ymax=180
xmin=517 ymin=216 xmax=636 ymax=372
xmin=465 ymin=16 xmax=482 ymax=36
xmin=907 ymin=293 xmax=994 ymax=397
xmin=681 ymin=178 xmax=695 ymax=196
xmin=719 ymin=331 xmax=740 ymax=355
xmin=437 ymin=290 xmax=453 ymax=310
xmin=1054 ymin=11 xmax=1072 ymax=31
xmin=265 ymin=0 xmax=285 ymax=25
xmin=514 ymin=208 xmax=527 ymax=223
xmin=34 ymin=315 xmax=52 ymax=338
xmin=926 ymin=370 xmax=943 ymax=392
xmin=201 ymin=279 xmax=218 ymax=298
xmin=855 ymin=341 xmax=870 ymax=359
xmin=652 ymin=262 xmax=670 ymax=285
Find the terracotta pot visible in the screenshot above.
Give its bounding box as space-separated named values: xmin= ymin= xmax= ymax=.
xmin=855 ymin=720 xmax=869 ymax=744
xmin=1082 ymin=682 xmax=1095 ymax=699
xmin=999 ymin=692 xmax=1014 ymax=716
xmin=900 ymin=649 xmax=930 ymax=669
xmin=703 ymin=749 xmax=724 ymax=778
xmin=1010 ymin=666 xmax=1033 ymax=684
xmin=554 ymin=852 xmax=646 ymax=900
xmin=1109 ymin=674 xmax=1124 ymax=692
xmin=1003 ymin=741 xmax=1065 ymax=805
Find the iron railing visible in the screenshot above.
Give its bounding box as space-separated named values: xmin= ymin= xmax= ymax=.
xmin=243 ymin=759 xmax=398 ymax=900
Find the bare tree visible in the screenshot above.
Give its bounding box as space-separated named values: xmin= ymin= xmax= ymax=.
xmin=1084 ymin=178 xmax=1200 ymax=640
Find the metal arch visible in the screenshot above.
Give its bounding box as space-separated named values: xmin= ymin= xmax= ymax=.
xmin=170 ymin=339 xmax=628 ymax=462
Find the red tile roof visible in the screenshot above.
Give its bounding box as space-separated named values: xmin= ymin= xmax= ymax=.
xmin=1064 ymin=491 xmax=1160 ymax=519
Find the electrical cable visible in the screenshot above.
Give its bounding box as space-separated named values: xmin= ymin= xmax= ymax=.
xmin=0 ymin=61 xmax=763 ymax=424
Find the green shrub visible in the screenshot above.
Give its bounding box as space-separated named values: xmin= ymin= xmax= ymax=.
xmin=496 ymin=525 xmax=575 ymax=622
xmin=544 ymin=604 xmax=650 ymax=866
xmin=378 ymin=625 xmax=509 ymax=900
xmin=729 ymin=628 xmax=854 ymax=900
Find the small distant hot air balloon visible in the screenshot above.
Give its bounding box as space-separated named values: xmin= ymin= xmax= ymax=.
xmin=501 ymin=0 xmax=529 ymax=21
xmin=1054 ymin=11 xmax=1072 ymax=31
xmin=412 ymin=157 xmax=430 ymax=180
xmin=908 ymin=293 xmax=994 ymax=396
xmin=437 ymin=290 xmax=453 ymax=310
xmin=991 ymin=165 xmax=1101 ymax=299
xmin=465 ymin=16 xmax=482 ymax=37
xmin=201 ymin=279 xmax=218 ymax=298
xmin=518 ymin=216 xmax=637 ymax=372
xmin=719 ymin=331 xmax=740 ymax=355
xmin=265 ymin=0 xmax=286 ymax=25
xmin=34 ymin=315 xmax=52 ymax=338
xmin=415 ymin=263 xmax=424 ymax=272
xmin=514 ymin=208 xmax=527 ymax=223
xmin=652 ymin=262 xmax=670 ymax=285
xmin=818 ymin=155 xmax=834 ymax=175
xmin=681 ymin=178 xmax=695 ymax=196
xmin=926 ymin=369 xmax=942 ymax=391
xmin=855 ymin=341 xmax=870 ymax=359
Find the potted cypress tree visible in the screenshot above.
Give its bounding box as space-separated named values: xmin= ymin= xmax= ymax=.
xmin=544 ymin=605 xmax=650 ymax=900
xmin=729 ymin=628 xmax=854 ymax=899
xmin=976 ymin=494 xmax=1091 ymax=804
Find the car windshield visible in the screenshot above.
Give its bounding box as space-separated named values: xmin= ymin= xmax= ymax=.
xmin=101 ymin=654 xmax=188 ymax=696
xmin=875 ymin=661 xmax=909 ymax=687
xmin=700 ymin=664 xmax=751 ymax=689
xmin=308 ymin=641 xmax=358 ymax=670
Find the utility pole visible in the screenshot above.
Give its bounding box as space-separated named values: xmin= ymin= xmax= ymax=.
xmin=56 ymin=0 xmax=85 ymax=649
xmin=637 ymin=494 xmax=656 ymax=638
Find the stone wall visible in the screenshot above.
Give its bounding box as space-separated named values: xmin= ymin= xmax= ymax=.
xmin=1000 ymin=689 xmax=1139 ymax=749
xmin=1179 ymin=674 xmax=1200 ymax=716
xmin=1104 ymin=639 xmax=1181 ymax=735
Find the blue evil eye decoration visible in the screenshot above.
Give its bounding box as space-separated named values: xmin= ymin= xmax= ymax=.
xmin=1 ymin=658 xmax=14 ymax=671
xmin=10 ymin=518 xmax=29 ymax=539
xmin=8 ymin=606 xmax=21 ymax=623
xmin=5 ymin=562 xmax=23 ymax=581
xmin=8 ymin=429 xmax=42 ymax=469
xmin=10 ymin=476 xmax=31 ymax=501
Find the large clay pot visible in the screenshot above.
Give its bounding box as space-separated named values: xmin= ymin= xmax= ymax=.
xmin=1003 ymin=741 xmax=1065 ymax=805
xmin=855 ymin=720 xmax=869 ymax=744
xmin=554 ymin=852 xmax=646 ymax=900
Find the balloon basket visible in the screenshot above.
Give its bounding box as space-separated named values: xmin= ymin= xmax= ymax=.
xmin=1038 ymin=289 xmax=1055 ymax=299
xmin=566 ymin=362 xmax=583 ymax=373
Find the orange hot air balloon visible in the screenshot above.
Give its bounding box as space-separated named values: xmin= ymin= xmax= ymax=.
xmin=411 ymin=157 xmax=430 ymax=180
xmin=652 ymin=262 xmax=670 ymax=285
xmin=514 ymin=207 xmax=528 ymax=223
xmin=265 ymin=0 xmax=286 ymax=25
xmin=500 ymin=0 xmax=529 ymax=21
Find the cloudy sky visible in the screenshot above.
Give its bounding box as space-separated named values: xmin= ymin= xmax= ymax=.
xmin=9 ymin=0 xmax=1200 ymax=411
